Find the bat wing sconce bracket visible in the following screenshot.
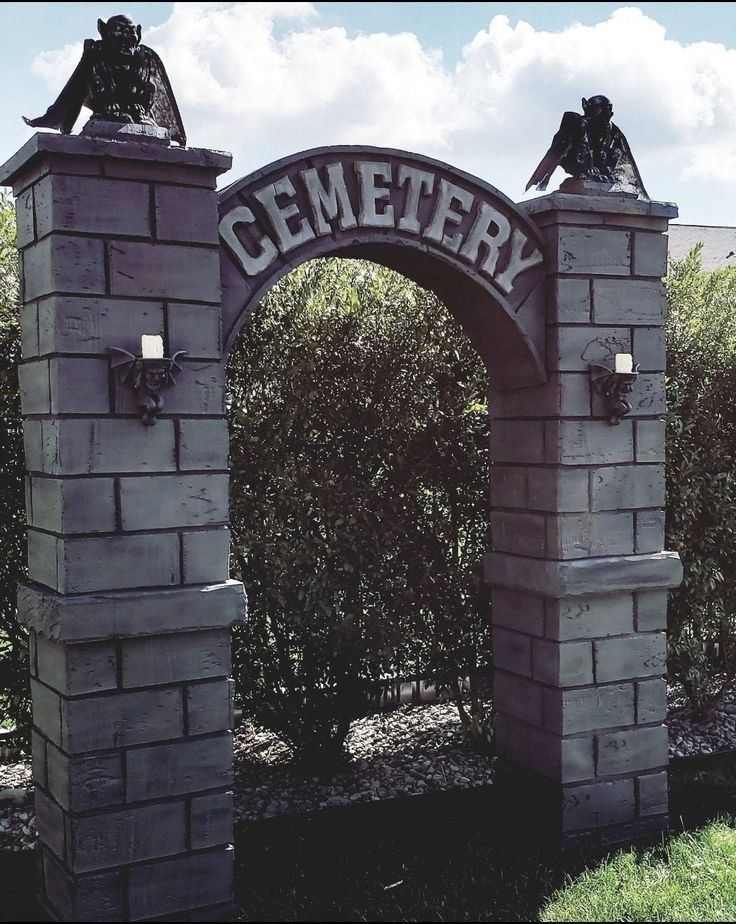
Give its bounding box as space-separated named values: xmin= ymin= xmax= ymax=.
xmin=590 ymin=362 xmax=640 ymax=425
xmin=109 ymin=348 xmax=188 ymax=425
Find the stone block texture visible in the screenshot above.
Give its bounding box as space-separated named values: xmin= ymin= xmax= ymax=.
xmin=490 ymin=194 xmax=679 ymax=848
xmin=3 ymin=134 xmax=240 ymax=921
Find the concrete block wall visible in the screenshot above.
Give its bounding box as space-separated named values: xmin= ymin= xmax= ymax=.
xmin=1 ymin=134 xmax=244 ymax=921
xmin=487 ymin=193 xmax=682 ymax=847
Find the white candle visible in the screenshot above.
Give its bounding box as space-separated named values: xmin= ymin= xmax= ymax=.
xmin=614 ymin=353 xmax=634 ymax=374
xmin=141 ymin=334 xmax=164 ymax=359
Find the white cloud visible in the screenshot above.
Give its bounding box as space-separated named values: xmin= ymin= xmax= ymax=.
xmin=30 ymin=3 xmax=736 ymax=209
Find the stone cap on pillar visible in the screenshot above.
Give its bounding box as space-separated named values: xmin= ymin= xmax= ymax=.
xmin=17 ymin=580 xmax=246 ymax=642
xmin=519 ymin=192 xmax=678 ymax=230
xmin=0 ymin=131 xmax=232 ymax=193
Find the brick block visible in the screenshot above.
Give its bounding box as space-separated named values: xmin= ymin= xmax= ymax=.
xmin=127 ymin=846 xmax=234 ymax=920
xmin=492 ymin=511 xmax=546 ymax=556
xmin=590 ymin=465 xmax=665 ymax=512
xmin=548 ymin=326 xmax=630 ymax=373
xmin=495 ymin=713 xmax=594 ymax=782
xmin=555 ymin=228 xmax=630 ymax=275
xmin=18 ymin=360 xmax=50 ymax=414
xmin=104 ymin=159 xmax=220 ymax=187
xmin=38 ymin=296 xmax=164 ymax=356
xmin=191 ymin=792 xmax=234 ymax=849
xmin=634 ymin=233 xmax=668 ymax=277
xmin=546 ymin=594 xmax=634 ymax=641
xmin=34 ymin=174 xmax=150 ymax=238
xmin=597 ymin=724 xmax=668 ymax=776
xmin=182 ymin=529 xmax=231 ymax=584
xmin=108 ymin=241 xmax=221 ymax=302
xmin=635 ymin=420 xmax=666 ymax=463
xmin=167 ymin=303 xmax=221 ymax=359
xmin=38 ymin=418 xmax=177 ymax=475
xmin=126 ymin=735 xmax=233 ymax=801
xmin=28 ymin=529 xmax=59 ymax=589
xmin=32 ymin=729 xmax=48 ymax=787
xmin=47 ymin=744 xmax=124 ymax=811
xmin=600 ymin=815 xmax=668 ymax=847
xmin=23 ymin=419 xmax=44 ymax=472
xmin=490 ymin=421 xmax=545 ymax=463
xmin=494 ymin=671 xmax=543 ymax=724
xmin=552 ymin=278 xmax=590 ymax=323
xmin=622 ymin=373 xmax=666 ymax=417
xmin=490 ymin=466 xmax=527 ymax=508
xmin=592 ymin=279 xmax=666 ymax=325
xmin=527 ymin=468 xmax=589 ymax=513
xmin=544 ymin=684 xmax=635 ymax=734
xmin=636 ymin=510 xmax=665 ymax=553
xmin=532 ymin=638 xmax=594 ymax=686
xmin=36 ymin=636 xmax=116 ymax=696
xmin=546 ymin=420 xmax=634 ymax=465
xmin=637 ymin=678 xmax=667 ymax=724
xmin=20 ymin=302 xmax=39 ymax=357
xmin=562 ymin=779 xmax=635 ymax=831
xmin=42 ymin=849 xmax=124 ymax=922
xmin=68 ymin=801 xmax=186 ymax=873
xmin=15 ymin=186 xmax=34 ymax=248
xmin=638 ymin=771 xmax=668 ymax=816
xmin=636 ymin=590 xmax=667 ymax=631
xmin=155 ymin=186 xmax=219 ymax=243
xmin=23 ymin=236 xmax=105 ymax=301
xmin=632 ymin=327 xmax=666 ymax=372
xmin=61 ymin=687 xmax=182 ymax=753
xmin=48 ymin=357 xmax=111 ymax=414
xmin=546 ymin=512 xmax=634 ymax=559
xmin=30 ymin=476 xmax=116 ymax=533
xmin=493 ymin=374 xmax=590 ymax=418
xmin=595 ymin=633 xmax=666 ymax=682
xmin=31 ymin=678 xmax=61 ymax=745
xmin=35 ymin=788 xmax=66 ymax=860
xmin=491 ymin=588 xmax=545 ymax=637
xmin=178 ymin=418 xmax=229 ymax=471
xmin=122 ymin=629 xmax=230 ymax=688
xmin=187 ymin=679 xmax=233 ymax=736
xmin=57 ymin=533 xmax=180 ymax=593
xmin=492 ymin=628 xmax=532 ymax=677
xmin=119 ymin=473 xmax=229 ymax=531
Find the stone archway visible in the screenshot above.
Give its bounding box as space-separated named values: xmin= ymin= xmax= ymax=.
xmin=1 ymin=132 xmax=682 ymax=922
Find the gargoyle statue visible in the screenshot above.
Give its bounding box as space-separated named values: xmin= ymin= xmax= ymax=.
xmin=525 ymin=95 xmax=647 ymax=198
xmin=24 ymin=14 xmax=185 ymax=145
xmin=110 ymin=348 xmax=187 ymax=426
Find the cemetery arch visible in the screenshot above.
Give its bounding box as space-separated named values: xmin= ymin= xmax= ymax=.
xmin=1 ymin=133 xmax=682 ymax=922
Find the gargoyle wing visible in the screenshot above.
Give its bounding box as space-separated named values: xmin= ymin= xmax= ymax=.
xmin=109 ymin=347 xmax=138 ymax=386
xmin=23 ymin=39 xmax=96 ymax=135
xmin=610 ymin=123 xmax=649 ymax=200
xmin=144 ymin=47 xmax=186 ymax=146
xmin=167 ymin=350 xmax=188 ymax=384
xmin=525 ymin=111 xmax=583 ymax=192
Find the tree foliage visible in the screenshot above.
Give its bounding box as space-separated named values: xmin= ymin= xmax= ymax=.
xmin=227 ymin=258 xmax=491 ymax=767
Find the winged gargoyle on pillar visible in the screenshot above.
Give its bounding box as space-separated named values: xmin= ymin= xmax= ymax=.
xmin=23 ymin=14 xmax=185 ymax=145
xmin=525 ymin=95 xmax=647 ymax=198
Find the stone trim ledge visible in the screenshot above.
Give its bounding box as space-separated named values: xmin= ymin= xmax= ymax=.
xmin=17 ymin=579 xmax=246 ymax=641
xmin=484 ymin=551 xmax=682 ymax=597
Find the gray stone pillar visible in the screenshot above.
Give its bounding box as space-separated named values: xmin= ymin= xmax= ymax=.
xmin=0 ymin=134 xmax=244 ymax=920
xmin=486 ymin=193 xmax=682 ymax=847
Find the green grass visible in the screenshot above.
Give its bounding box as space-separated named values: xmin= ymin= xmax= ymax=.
xmin=541 ymin=818 xmax=736 ymax=923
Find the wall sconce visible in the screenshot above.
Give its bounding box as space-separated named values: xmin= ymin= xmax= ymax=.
xmin=110 ymin=335 xmax=187 ymax=426
xmin=590 ymin=353 xmax=639 ymax=425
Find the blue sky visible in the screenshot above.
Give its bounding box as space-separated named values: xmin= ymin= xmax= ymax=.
xmin=2 ymin=2 xmax=736 ymax=224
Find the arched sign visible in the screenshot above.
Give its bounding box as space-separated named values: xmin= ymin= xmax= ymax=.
xmin=218 ymin=146 xmax=547 ymax=388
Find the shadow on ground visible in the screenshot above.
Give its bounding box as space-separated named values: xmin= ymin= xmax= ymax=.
xmin=2 ymin=752 xmax=734 ymax=923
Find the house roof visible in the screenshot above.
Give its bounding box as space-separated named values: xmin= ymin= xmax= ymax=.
xmin=668 ymin=224 xmax=736 ymax=271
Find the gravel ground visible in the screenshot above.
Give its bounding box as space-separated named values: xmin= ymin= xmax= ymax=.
xmin=1 ymin=686 xmax=735 ymax=853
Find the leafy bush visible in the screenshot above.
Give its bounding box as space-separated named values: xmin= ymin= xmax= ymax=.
xmin=227 ymin=258 xmax=491 ymax=768
xmin=665 ymin=246 xmax=736 ymax=713
xmin=0 ymin=192 xmax=29 ymax=736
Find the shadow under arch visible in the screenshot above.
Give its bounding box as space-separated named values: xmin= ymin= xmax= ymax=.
xmin=218 ymin=146 xmax=547 ymax=390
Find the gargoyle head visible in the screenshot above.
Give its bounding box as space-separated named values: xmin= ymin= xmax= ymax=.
xmin=98 ymin=15 xmax=142 ymax=57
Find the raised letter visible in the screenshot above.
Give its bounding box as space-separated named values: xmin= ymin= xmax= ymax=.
xmin=300 ymin=164 xmax=357 ymax=235
xmin=397 ymin=165 xmax=435 ymax=234
xmin=459 ymin=202 xmax=511 ymax=276
xmin=219 ymin=205 xmax=278 ymax=277
xmin=495 ymin=228 xmax=544 ymax=294
xmin=423 ymin=179 xmax=474 ymax=253
xmin=253 ymin=176 xmax=316 ymax=254
xmin=355 ymin=161 xmax=394 ymax=227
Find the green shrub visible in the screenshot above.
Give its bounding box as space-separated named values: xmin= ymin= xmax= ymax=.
xmin=665 ymin=246 xmax=736 ymax=712
xmin=0 ymin=192 xmax=29 ymax=736
xmin=227 ymin=258 xmax=491 ymax=768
